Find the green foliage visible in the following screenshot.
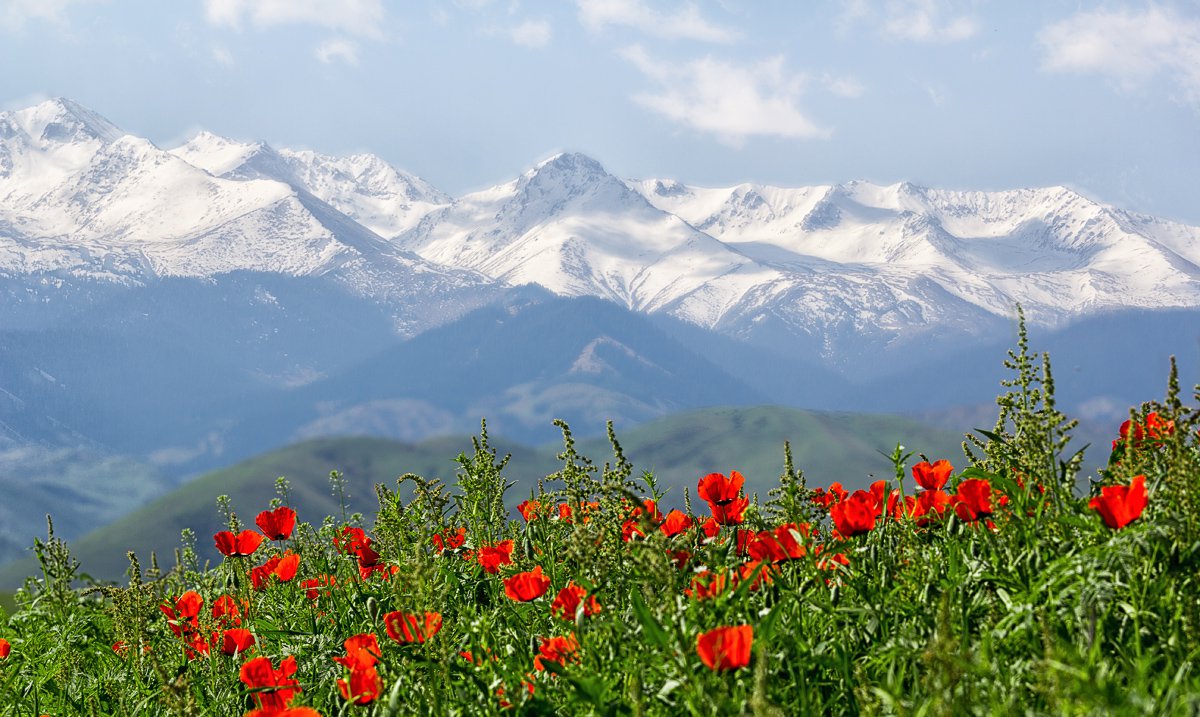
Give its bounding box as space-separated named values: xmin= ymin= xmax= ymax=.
xmin=0 ymin=327 xmax=1198 ymax=715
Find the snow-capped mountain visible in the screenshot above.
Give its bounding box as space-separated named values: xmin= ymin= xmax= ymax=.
xmin=631 ymin=178 xmax=1200 ymax=326
xmin=170 ymin=132 xmax=449 ymax=237
xmin=3 ymin=98 xmax=1200 ymax=366
xmin=0 ymin=98 xmax=495 ymax=334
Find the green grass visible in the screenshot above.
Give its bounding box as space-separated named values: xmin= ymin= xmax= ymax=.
xmin=0 ymin=332 xmax=1198 ymax=714
xmin=0 ymin=407 xmax=965 ymax=587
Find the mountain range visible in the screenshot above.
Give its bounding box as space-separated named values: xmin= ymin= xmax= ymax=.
xmin=0 ymin=97 xmax=1197 ymax=566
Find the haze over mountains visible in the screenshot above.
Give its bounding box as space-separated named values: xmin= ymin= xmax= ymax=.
xmin=1 ymin=98 xmax=1198 ymax=564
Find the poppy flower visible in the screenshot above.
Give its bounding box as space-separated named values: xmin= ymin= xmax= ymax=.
xmin=685 ymin=570 xmax=730 ymax=601
xmin=336 ymin=634 xmax=381 ymax=669
xmin=474 ymin=540 xmax=515 ymax=574
xmin=738 ymin=560 xmax=775 ymax=591
xmin=621 ymin=499 xmax=664 ymax=541
xmin=0 ymin=638 xmax=9 ymax=659
xmin=700 ymin=517 xmax=722 ymax=539
xmin=338 ymin=663 xmax=382 ymax=705
xmin=334 ymin=634 xmax=382 ymax=705
xmin=912 ymin=459 xmax=953 ymax=491
xmin=533 ymin=633 xmax=579 ymax=671
xmin=255 ymin=506 xmax=297 ymax=541
xmin=696 ymin=625 xmax=753 ymax=671
xmin=659 ymin=509 xmax=693 ymax=538
xmin=953 ymin=478 xmax=993 ymax=522
xmin=250 ymin=551 xmax=301 ymax=590
xmin=383 ymin=610 xmax=443 ymax=644
xmin=812 ymin=482 xmax=848 ymax=508
xmin=1089 ymin=474 xmax=1148 ymax=530
xmin=334 ymin=526 xmax=370 ymax=555
xmin=504 ymin=565 xmax=552 ymax=602
xmin=301 ymin=574 xmax=337 ymax=601
xmin=214 ymin=529 xmax=265 ymax=558
xmin=211 ymin=594 xmax=247 ymax=627
xmin=829 ymin=491 xmax=878 ymax=537
xmin=550 ymin=583 xmax=602 ymax=621
xmin=432 ymin=527 xmax=467 ymax=553
xmin=246 ymin=708 xmax=321 ymax=717
xmin=240 ymin=655 xmax=302 ymax=712
xmin=698 ymin=471 xmax=749 ymax=525
xmin=517 ymin=499 xmax=542 ymax=521
xmin=747 ymin=523 xmax=808 ymax=562
xmin=161 ymin=591 xmax=204 ymax=637
xmin=220 ymin=628 xmax=256 ymax=656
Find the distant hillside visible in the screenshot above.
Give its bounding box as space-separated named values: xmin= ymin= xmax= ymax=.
xmin=0 ymin=406 xmax=973 ymax=585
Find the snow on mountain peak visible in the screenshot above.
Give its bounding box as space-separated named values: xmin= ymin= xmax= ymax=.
xmin=169 ymin=131 xmax=262 ymax=177
xmin=2 ymin=98 xmax=124 ymax=148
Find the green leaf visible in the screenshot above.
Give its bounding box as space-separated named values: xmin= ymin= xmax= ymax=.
xmin=629 ymin=589 xmax=671 ymax=649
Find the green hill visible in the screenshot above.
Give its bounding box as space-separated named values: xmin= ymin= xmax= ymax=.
xmin=0 ymin=406 xmax=969 ymax=586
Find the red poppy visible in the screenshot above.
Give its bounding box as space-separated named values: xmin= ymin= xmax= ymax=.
xmin=621 ymin=499 xmax=664 ymax=541
xmin=334 ymin=634 xmax=382 ymax=705
xmin=533 ymin=633 xmax=579 ymax=671
xmin=812 ymin=482 xmax=848 ymax=508
xmin=334 ymin=526 xmax=370 ymax=554
xmin=659 ymin=509 xmax=693 ymax=538
xmin=738 ymin=560 xmax=775 ymax=591
xmin=698 ymin=471 xmax=749 ymax=525
xmin=829 ymin=491 xmax=878 ymax=537
xmin=338 ymin=663 xmax=382 ymax=706
xmin=1089 ymin=474 xmax=1148 ymax=530
xmin=747 ymin=523 xmax=808 ymax=562
xmin=668 ymin=548 xmax=693 ymax=569
xmin=504 ymin=565 xmax=552 ymax=602
xmin=912 ymin=459 xmax=953 ymax=491
xmin=212 ymin=594 xmax=247 ymax=627
xmin=240 ymin=655 xmax=302 ymax=712
xmin=255 ymin=506 xmax=297 ymax=541
xmin=815 ymin=547 xmax=850 ymax=571
xmin=696 ymin=625 xmax=753 ymax=671
xmin=550 ymin=583 xmax=602 ymax=621
xmin=0 ymin=638 xmax=9 ymax=659
xmin=383 ymin=610 xmax=443 ymax=644
xmin=517 ymin=499 xmax=542 ymax=521
xmin=336 ymin=634 xmax=381 ymax=669
xmin=474 ymin=540 xmax=515 ymax=574
xmin=161 ymin=591 xmax=204 ymax=637
xmin=685 ymin=570 xmax=730 ymax=601
xmin=246 ymin=708 xmax=321 ymax=717
xmin=220 ymin=628 xmax=256 ymax=656
xmin=250 ymin=551 xmax=301 ymax=590
xmin=214 ymin=529 xmax=265 ymax=558
xmin=953 ymin=478 xmax=993 ymax=522
xmin=300 ymin=574 xmax=336 ymax=601
xmin=700 ymin=517 xmax=722 ymax=539
xmin=432 ymin=527 xmax=467 ymax=553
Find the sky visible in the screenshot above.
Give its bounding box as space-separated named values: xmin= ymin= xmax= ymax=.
xmin=1 ymin=0 xmax=1199 ymax=223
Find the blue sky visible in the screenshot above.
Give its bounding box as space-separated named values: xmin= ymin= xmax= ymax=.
xmin=2 ymin=0 xmax=1199 ymax=223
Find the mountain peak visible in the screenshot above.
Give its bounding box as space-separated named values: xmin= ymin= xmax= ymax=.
xmin=170 ymin=131 xmax=265 ymax=177
xmin=3 ymin=97 xmax=124 ymax=146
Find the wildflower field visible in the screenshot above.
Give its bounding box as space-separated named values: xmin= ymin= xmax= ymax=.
xmin=2 ymin=326 xmax=1199 ymax=715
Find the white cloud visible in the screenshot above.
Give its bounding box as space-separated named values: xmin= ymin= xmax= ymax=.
xmin=204 ymin=0 xmax=385 ymax=39
xmin=211 ymin=45 xmax=235 ymax=67
xmin=823 ymin=74 xmax=865 ymax=98
xmin=1039 ymin=4 xmax=1200 ymax=106
xmin=315 ymin=38 xmax=359 ymax=65
xmin=619 ymin=45 xmax=829 ymax=145
xmin=577 ymin=0 xmax=738 ymax=43
xmin=510 ymin=18 xmax=552 ymax=47
xmin=840 ymin=0 xmax=978 ymax=43
xmin=0 ymin=0 xmax=102 ymax=31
